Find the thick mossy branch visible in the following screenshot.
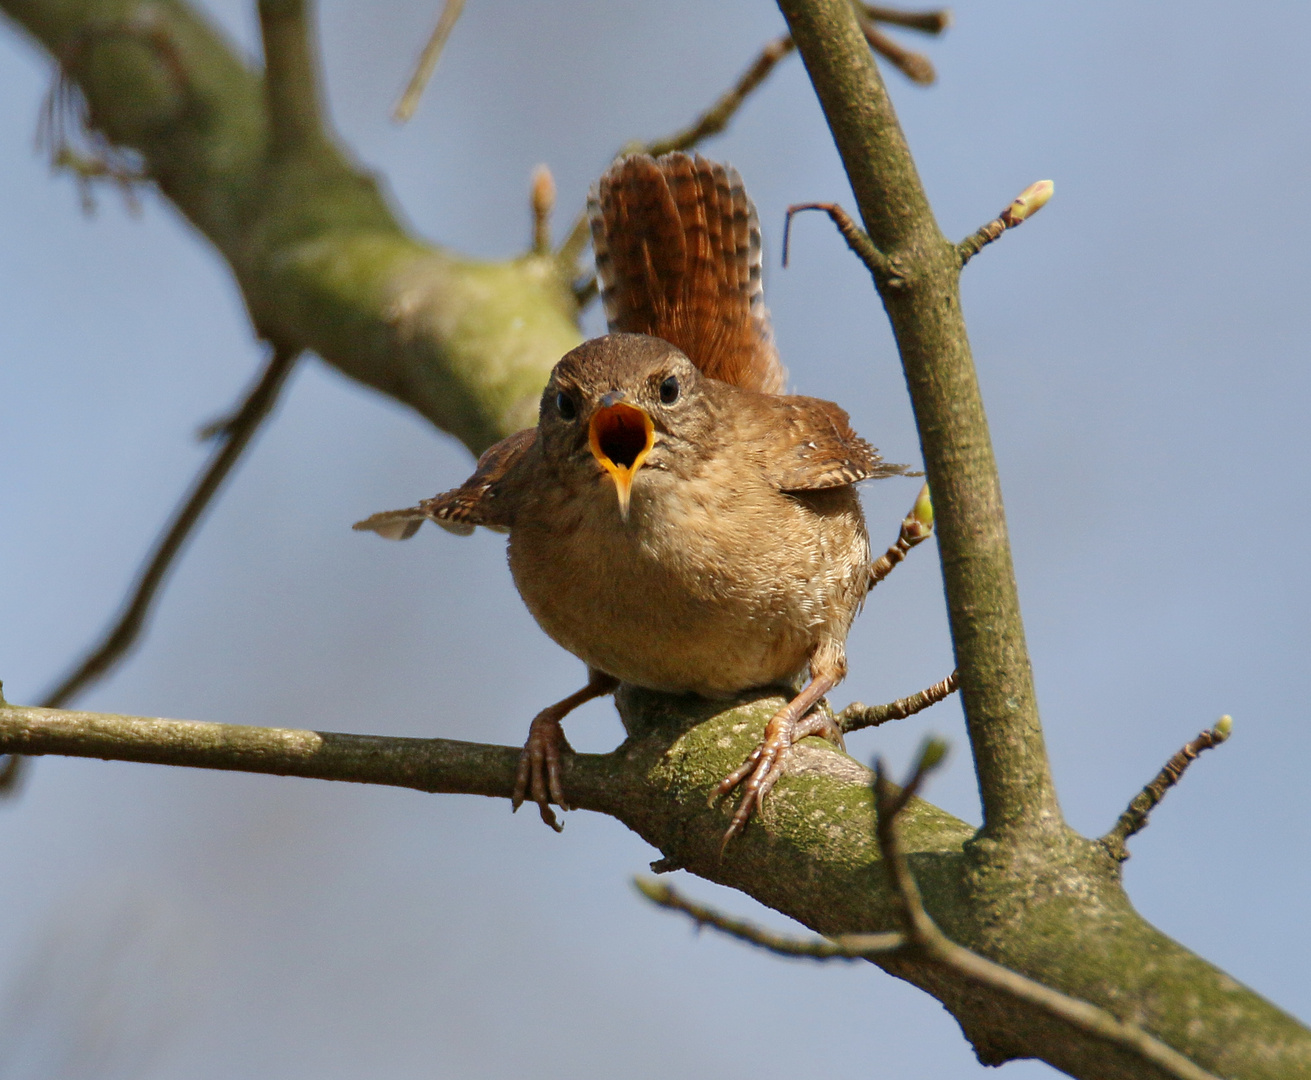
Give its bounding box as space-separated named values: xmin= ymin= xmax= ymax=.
xmin=2 ymin=0 xmax=581 ymax=455
xmin=1 ymin=691 xmax=1305 ymax=1079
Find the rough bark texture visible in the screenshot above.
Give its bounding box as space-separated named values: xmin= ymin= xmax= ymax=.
xmin=1 ymin=0 xmax=1307 ymax=1076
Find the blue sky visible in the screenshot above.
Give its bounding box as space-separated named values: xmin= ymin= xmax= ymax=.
xmin=1 ymin=2 xmax=1308 ymax=1077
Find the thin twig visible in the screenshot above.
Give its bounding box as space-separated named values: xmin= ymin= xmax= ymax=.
xmin=857 ymin=18 xmax=934 ymax=85
xmin=860 ymin=5 xmax=952 ymax=34
xmin=782 ymin=202 xmax=893 ymax=281
xmin=0 ymin=697 xmax=518 ymax=795
xmin=634 ymin=878 xmax=904 ymax=959
xmin=956 ymin=179 xmax=1054 ymax=266
xmin=530 ymin=165 xmax=555 ymax=255
xmin=3 ymin=349 xmax=296 ymax=795
xmin=1101 ymin=717 xmax=1233 ymax=863
xmin=43 ymin=348 xmax=296 ymax=711
xmin=557 ymin=34 xmax=798 ymax=274
xmin=392 ymin=0 xmax=466 ymax=123
xmin=868 ymin=481 xmax=933 ymax=590
xmin=838 ymin=671 xmax=957 ymax=734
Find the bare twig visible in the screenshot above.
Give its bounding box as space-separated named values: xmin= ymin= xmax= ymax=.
xmin=258 ymin=0 xmax=325 ymax=150
xmin=868 ymin=481 xmax=933 ymax=590
xmin=634 ymin=878 xmax=904 ymax=959
xmin=1101 ymin=716 xmax=1233 ymax=863
xmin=860 ymin=5 xmax=952 ymax=34
xmin=40 ymin=347 xmax=296 ymax=711
xmin=2 ymin=347 xmax=296 ymax=794
xmin=0 ymin=697 xmax=519 ymax=796
xmin=857 ymin=18 xmax=934 ymax=85
xmin=782 ymin=201 xmax=893 ymax=282
xmin=392 ymin=0 xmax=466 ymax=123
xmin=558 ymin=34 xmax=798 ymax=273
xmin=838 ymin=671 xmax=957 ymax=734
xmin=956 ymin=179 xmax=1054 ymax=266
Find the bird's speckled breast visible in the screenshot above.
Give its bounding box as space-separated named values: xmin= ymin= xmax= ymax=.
xmin=507 ymin=464 xmax=870 ymax=696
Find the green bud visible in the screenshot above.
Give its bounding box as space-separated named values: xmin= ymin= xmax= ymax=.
xmin=915 ymin=735 xmax=950 ymax=775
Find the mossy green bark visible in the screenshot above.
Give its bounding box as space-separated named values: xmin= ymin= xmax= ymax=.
xmin=2 ymin=0 xmax=581 ymax=455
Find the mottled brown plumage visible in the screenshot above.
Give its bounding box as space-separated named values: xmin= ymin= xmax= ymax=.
xmin=355 ymin=154 xmax=912 ymax=842
xmin=589 ymin=153 xmax=786 ymax=395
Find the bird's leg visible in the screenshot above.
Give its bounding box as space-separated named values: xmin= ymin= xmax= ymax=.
xmin=712 ymin=646 xmax=846 ymax=848
xmin=512 ymin=669 xmax=619 ymax=831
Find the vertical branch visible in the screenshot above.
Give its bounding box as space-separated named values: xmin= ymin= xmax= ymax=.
xmin=776 ymin=0 xmax=1063 ymax=838
xmin=258 ymin=0 xmax=324 ymax=151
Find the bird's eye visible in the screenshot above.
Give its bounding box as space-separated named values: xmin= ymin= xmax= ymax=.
xmin=659 ymin=375 xmax=680 ymax=405
xmin=555 ymin=391 xmax=577 ymax=421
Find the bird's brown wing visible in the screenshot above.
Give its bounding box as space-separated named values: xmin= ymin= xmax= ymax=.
xmin=589 ymin=152 xmax=786 ymax=395
xmin=353 ymin=427 xmax=536 ymax=539
xmin=754 ymin=395 xmax=914 ymax=492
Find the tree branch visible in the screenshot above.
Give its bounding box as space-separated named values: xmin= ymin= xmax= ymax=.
xmin=1 ymin=689 xmax=1305 ymax=1078
xmin=258 ymin=0 xmax=324 ymax=152
xmin=837 ymin=671 xmax=957 ymax=734
xmin=638 ymin=746 xmax=1224 ymax=1080
xmin=777 ymin=0 xmax=1062 ymax=840
xmin=2 ymin=0 xmax=582 ymax=456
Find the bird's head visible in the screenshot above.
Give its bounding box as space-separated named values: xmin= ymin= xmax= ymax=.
xmin=537 ymin=333 xmax=712 ymax=520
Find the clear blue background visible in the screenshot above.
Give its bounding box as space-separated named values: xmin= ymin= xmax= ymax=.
xmin=1 ymin=2 xmax=1307 ymax=1077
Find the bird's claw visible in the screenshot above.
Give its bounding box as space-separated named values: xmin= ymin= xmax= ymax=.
xmin=512 ymin=712 xmax=572 ymax=832
xmin=713 ymin=707 xmax=842 ymax=850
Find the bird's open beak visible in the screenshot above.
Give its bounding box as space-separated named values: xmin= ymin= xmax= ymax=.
xmin=588 ymin=399 xmax=654 ymax=521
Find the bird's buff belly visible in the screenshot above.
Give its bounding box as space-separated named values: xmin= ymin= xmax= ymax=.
xmin=507 ymin=509 xmax=853 ymax=696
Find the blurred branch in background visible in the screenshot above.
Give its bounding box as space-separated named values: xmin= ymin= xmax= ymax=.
xmin=561 ymin=2 xmax=952 ymax=281
xmin=0 ymin=347 xmax=298 ymax=795
xmin=391 ymin=0 xmax=465 ymax=123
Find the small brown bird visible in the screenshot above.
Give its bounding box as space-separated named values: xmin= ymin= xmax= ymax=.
xmin=356 ymin=154 xmax=911 ymax=842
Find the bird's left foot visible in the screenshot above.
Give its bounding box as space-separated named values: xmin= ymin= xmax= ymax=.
xmin=711 ymin=702 xmax=844 ymax=849
xmin=512 ymin=709 xmax=573 ymax=832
